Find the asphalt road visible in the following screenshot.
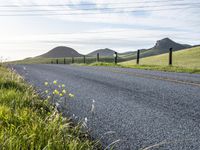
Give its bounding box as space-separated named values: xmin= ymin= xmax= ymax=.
xmin=13 ymin=64 xmax=200 ymax=150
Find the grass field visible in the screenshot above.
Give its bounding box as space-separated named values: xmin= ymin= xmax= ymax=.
xmin=0 ymin=65 xmax=97 ymax=149
xmin=10 ymin=54 xmax=130 ymax=65
xmin=10 ymin=56 xmax=119 ymax=65
xmin=120 ymin=46 xmax=200 ymax=69
xmin=9 ymin=46 xmax=200 ymax=74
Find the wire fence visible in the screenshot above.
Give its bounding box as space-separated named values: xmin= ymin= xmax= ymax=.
xmin=50 ymin=48 xmax=173 ymax=65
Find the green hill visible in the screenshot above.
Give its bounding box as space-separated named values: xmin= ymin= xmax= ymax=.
xmin=38 ymin=46 xmax=82 ymax=58
xmin=87 ymin=48 xmax=116 ymax=57
xmin=118 ymin=38 xmax=191 ymax=61
xmin=9 ymin=38 xmax=196 ymax=66
xmin=137 ymin=38 xmax=191 ymax=58
xmin=120 ymin=46 xmax=200 ymax=69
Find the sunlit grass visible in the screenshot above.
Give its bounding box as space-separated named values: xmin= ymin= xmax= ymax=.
xmin=120 ymin=46 xmax=200 ymax=70
xmin=0 ymin=66 xmax=98 ymax=150
xmin=82 ymin=47 xmax=200 ymax=74
xmin=82 ymin=62 xmax=200 ymax=74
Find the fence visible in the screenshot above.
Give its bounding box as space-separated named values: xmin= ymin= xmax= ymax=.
xmin=50 ymin=53 xmax=124 ymax=64
xmin=50 ymin=48 xmax=174 ymax=66
xmin=135 ymin=47 xmax=174 ymax=66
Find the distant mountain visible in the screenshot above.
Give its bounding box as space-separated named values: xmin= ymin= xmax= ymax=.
xmin=139 ymin=38 xmax=191 ymax=58
xmin=153 ymin=38 xmax=190 ymax=50
xmin=38 ymin=46 xmax=82 ymax=58
xmin=192 ymin=44 xmax=200 ymax=48
xmin=87 ymin=48 xmax=116 ymax=57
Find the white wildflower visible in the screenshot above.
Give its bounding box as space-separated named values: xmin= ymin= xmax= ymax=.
xmin=91 ymin=99 xmax=95 ymax=113
xmin=82 ymin=117 xmax=88 ymax=128
xmin=55 ymin=102 xmax=60 ymax=107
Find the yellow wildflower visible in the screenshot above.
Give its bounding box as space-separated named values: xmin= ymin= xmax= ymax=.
xmin=45 ymin=90 xmax=49 ymax=94
xmin=60 ymin=93 xmax=63 ymax=97
xmin=53 ymin=90 xmax=59 ymax=95
xmin=62 ymin=89 xmax=66 ymax=94
xmin=53 ymin=80 xmax=57 ymax=85
xmin=69 ymin=93 xmax=74 ymax=98
xmin=44 ymin=82 xmax=48 ymax=86
xmin=62 ymin=84 xmax=65 ymax=88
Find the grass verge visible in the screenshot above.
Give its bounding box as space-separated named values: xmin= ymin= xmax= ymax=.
xmin=84 ymin=62 xmax=122 ymax=67
xmin=81 ymin=62 xmax=200 ymax=74
xmin=120 ymin=46 xmax=200 ymax=70
xmin=0 ymin=66 xmax=98 ymax=149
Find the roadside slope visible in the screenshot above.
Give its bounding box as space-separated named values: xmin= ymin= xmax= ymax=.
xmin=121 ymin=46 xmax=200 ymax=69
xmin=0 ymin=66 xmax=96 ymax=149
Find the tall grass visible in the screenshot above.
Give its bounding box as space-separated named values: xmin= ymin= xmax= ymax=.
xmin=0 ymin=66 xmax=98 ymax=149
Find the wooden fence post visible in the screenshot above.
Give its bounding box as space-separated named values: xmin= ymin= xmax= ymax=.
xmin=114 ymin=52 xmax=118 ymax=64
xmin=137 ymin=50 xmax=140 ymax=65
xmin=97 ymin=53 xmax=99 ymax=62
xmin=56 ymin=59 xmax=58 ymax=64
xmin=83 ymin=55 xmax=86 ymax=64
xmin=72 ymin=57 xmax=74 ymax=64
xmin=169 ymin=47 xmax=173 ymax=65
xmin=64 ymin=58 xmax=66 ymax=64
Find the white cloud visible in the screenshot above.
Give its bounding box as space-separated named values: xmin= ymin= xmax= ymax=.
xmin=0 ymin=0 xmax=199 ymax=60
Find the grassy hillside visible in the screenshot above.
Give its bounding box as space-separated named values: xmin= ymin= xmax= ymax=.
xmin=84 ymin=46 xmax=200 ymax=74
xmin=10 ymin=56 xmax=120 ymax=64
xmin=87 ymin=48 xmax=115 ymax=57
xmin=0 ymin=66 xmax=97 ymax=149
xmin=137 ymin=38 xmax=191 ymax=58
xmin=38 ymin=46 xmax=83 ymax=58
xmin=120 ymin=46 xmax=200 ymax=69
xmin=9 ymin=45 xmax=200 ymax=74
xmin=11 ymin=57 xmax=54 ymax=64
xmin=10 ymin=38 xmax=193 ymax=65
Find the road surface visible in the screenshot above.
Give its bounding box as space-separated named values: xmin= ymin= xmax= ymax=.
xmin=13 ymin=64 xmax=200 ymax=150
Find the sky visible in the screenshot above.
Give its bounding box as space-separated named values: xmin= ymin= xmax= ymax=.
xmin=0 ymin=0 xmax=199 ymax=61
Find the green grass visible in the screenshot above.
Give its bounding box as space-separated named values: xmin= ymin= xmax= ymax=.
xmin=121 ymin=64 xmax=200 ymax=74
xmin=0 ymin=66 xmax=98 ymax=150
xmin=120 ymin=46 xmax=200 ymax=69
xmin=81 ymin=62 xmax=200 ymax=74
xmin=10 ymin=56 xmax=118 ymax=65
xmin=8 ymin=46 xmax=200 ymax=74
xmin=86 ymin=62 xmax=122 ymax=67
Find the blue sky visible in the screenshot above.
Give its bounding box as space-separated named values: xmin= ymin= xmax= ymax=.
xmin=0 ymin=0 xmax=199 ymax=60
